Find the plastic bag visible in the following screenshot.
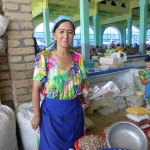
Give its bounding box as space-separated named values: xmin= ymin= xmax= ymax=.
xmin=0 ymin=15 xmax=10 ymax=36
xmin=111 ymin=52 xmax=127 ymax=68
xmin=116 ymin=52 xmax=127 ymax=63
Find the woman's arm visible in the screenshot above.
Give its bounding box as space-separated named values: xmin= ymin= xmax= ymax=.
xmin=83 ymin=79 xmax=89 ymax=91
xmin=31 ymin=80 xmax=43 ymax=130
xmin=140 ymin=78 xmax=150 ymax=85
xmin=82 ymin=79 xmax=92 ymax=109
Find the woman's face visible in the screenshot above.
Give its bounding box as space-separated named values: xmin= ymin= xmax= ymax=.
xmin=53 ymin=21 xmax=74 ymax=49
xmin=145 ymin=61 xmax=150 ymax=68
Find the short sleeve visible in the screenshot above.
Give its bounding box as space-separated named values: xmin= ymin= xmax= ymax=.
xmin=33 ymin=52 xmax=47 ymax=82
xmin=79 ymin=55 xmax=87 ymax=79
xmin=138 ymin=68 xmax=147 ymax=80
xmin=72 ymin=52 xmax=87 ymax=79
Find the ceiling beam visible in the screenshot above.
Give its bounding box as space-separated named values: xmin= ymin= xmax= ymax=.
xmin=100 ymin=13 xmax=132 ymax=25
xmin=98 ymin=4 xmax=130 ymax=14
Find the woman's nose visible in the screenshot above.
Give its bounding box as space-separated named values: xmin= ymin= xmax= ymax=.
xmin=64 ymin=31 xmax=68 ymax=38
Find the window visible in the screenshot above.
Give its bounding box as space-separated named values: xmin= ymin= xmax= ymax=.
xmin=126 ymin=26 xmax=139 ymax=45
xmin=146 ymin=29 xmax=150 ymax=45
xmin=111 ymin=1 xmax=117 ymax=6
xmin=103 ymin=27 xmax=121 ymax=47
xmin=121 ymin=3 xmax=126 ymax=8
xmin=34 ymin=23 xmax=54 ymax=48
xmin=74 ymin=26 xmax=94 ymax=47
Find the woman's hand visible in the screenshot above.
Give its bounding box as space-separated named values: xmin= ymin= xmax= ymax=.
xmin=31 ymin=116 xmax=41 ymax=130
xmin=82 ymin=100 xmax=92 ymax=109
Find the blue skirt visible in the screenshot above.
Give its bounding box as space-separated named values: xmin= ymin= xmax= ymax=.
xmin=39 ymin=97 xmax=84 ymax=150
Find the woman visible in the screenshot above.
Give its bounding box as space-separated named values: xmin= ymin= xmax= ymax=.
xmin=31 ymin=15 xmax=91 ymax=150
xmin=139 ymin=56 xmax=150 ymax=110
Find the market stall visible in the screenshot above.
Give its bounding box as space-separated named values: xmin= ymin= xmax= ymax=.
xmin=76 ymin=54 xmax=150 ymax=149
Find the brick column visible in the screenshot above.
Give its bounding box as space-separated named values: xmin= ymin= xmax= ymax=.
xmin=1 ymin=0 xmax=35 ymax=108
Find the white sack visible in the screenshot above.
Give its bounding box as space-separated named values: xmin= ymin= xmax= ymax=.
xmin=87 ymin=96 xmax=118 ymax=115
xmin=132 ymin=69 xmax=145 ymax=92
xmin=125 ymin=95 xmax=144 ymax=107
xmin=114 ymin=96 xmax=127 ymax=110
xmin=16 ymin=102 xmax=38 ymax=150
xmin=0 ymin=105 xmax=18 ymax=150
xmin=0 ymin=15 xmax=10 ymax=36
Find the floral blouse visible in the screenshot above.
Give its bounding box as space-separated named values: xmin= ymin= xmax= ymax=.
xmin=33 ymin=50 xmax=87 ymax=100
xmin=138 ymin=67 xmax=149 ymax=80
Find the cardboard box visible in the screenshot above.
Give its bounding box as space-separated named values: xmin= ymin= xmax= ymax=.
xmin=99 ymin=57 xmax=115 ymax=65
xmin=99 ymin=57 xmax=124 ymax=69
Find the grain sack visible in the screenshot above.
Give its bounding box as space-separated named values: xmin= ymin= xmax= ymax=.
xmin=84 ymin=115 xmax=95 ymax=131
xmin=0 ymin=15 xmax=10 ymax=36
xmin=0 ymin=104 xmax=18 ymax=150
xmin=16 ymin=102 xmax=38 ymax=150
xmin=114 ymin=96 xmax=127 ymax=110
xmin=125 ymin=95 xmax=144 ymax=107
xmin=97 ymin=97 xmax=118 ymax=115
xmin=133 ymin=69 xmax=145 ymax=92
xmin=86 ymin=96 xmax=118 ymax=115
xmin=118 ymin=84 xmax=135 ymax=97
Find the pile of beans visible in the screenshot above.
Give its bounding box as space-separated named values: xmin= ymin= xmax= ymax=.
xmin=78 ymin=134 xmax=107 ymax=150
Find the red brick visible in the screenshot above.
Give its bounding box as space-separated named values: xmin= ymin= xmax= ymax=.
xmin=16 ymin=94 xmax=32 ymax=102
xmin=0 ymin=64 xmax=9 ymax=70
xmin=5 ymin=11 xmax=32 ymax=21
xmin=24 ymin=55 xmax=35 ymax=62
xmin=0 ymin=56 xmax=8 ymax=63
xmin=21 ymin=4 xmax=31 ymax=12
xmin=1 ymin=93 xmax=13 ymax=101
xmin=20 ymin=22 xmax=33 ymax=30
xmin=11 ymin=72 xmax=26 ymax=80
xmin=0 ymin=80 xmax=12 ymax=88
xmin=15 ymin=88 xmax=27 ymax=95
xmin=8 ymin=22 xmax=20 ymax=30
xmin=0 ymin=87 xmax=12 ymax=94
xmin=4 ymin=3 xmax=18 ymax=11
xmin=23 ymin=38 xmax=34 ymax=46
xmin=0 ymin=72 xmax=10 ymax=80
xmin=8 ymin=56 xmax=22 ymax=63
xmin=26 ymin=71 xmax=33 ymax=79
xmin=8 ymin=47 xmax=35 ymax=55
xmin=14 ymin=79 xmax=32 ymax=88
xmin=8 ymin=39 xmax=21 ymax=47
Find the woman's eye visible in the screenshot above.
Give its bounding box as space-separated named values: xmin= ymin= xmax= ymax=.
xmin=59 ymin=31 xmax=64 ymax=33
xmin=68 ymin=31 xmax=73 ymax=34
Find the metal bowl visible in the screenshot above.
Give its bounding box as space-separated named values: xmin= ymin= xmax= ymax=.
xmin=106 ymin=121 xmax=148 ymax=150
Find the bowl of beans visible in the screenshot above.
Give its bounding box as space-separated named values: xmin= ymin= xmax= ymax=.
xmin=74 ymin=134 xmax=107 ymax=150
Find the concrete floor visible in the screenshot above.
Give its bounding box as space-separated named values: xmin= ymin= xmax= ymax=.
xmin=86 ymin=109 xmax=150 ymax=149
xmin=86 ymin=108 xmax=126 ymax=135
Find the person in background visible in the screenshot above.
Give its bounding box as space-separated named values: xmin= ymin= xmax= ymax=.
xmin=33 ymin=37 xmax=40 ymax=55
xmin=90 ymin=48 xmax=96 ymax=59
xmin=106 ymin=43 xmax=115 ymax=56
xmin=115 ymin=43 xmax=124 ymax=52
xmin=139 ymin=56 xmax=150 ymax=110
xmin=129 ymin=44 xmax=138 ymax=55
xmin=31 ymin=15 xmax=92 ymax=150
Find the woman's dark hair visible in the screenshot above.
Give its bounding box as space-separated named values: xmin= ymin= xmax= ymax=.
xmin=145 ymin=56 xmax=150 ymax=62
xmin=53 ymin=19 xmax=75 ymax=34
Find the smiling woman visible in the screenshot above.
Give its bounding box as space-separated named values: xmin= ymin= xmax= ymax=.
xmin=32 ymin=15 xmax=92 ymax=150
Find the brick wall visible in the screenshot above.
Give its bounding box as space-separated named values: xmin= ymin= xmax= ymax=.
xmin=0 ymin=0 xmax=35 ymax=108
